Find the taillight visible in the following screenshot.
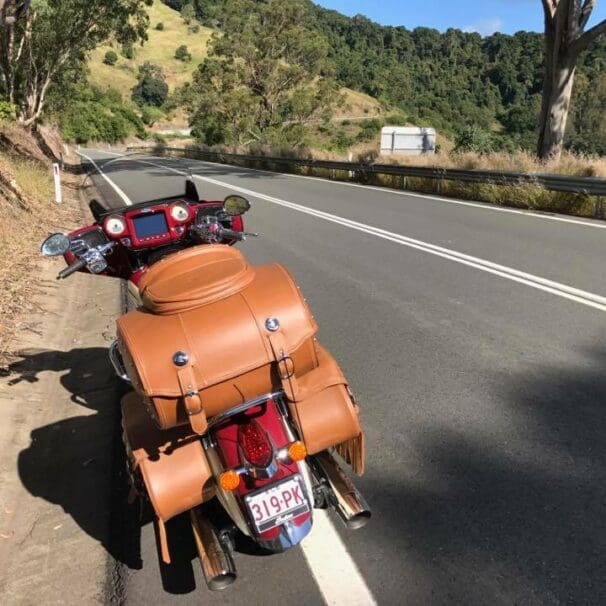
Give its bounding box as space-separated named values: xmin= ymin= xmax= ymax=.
xmin=239 ymin=421 xmax=273 ymax=468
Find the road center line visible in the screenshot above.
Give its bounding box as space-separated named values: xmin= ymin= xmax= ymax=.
xmin=114 ymin=155 xmax=606 ymax=313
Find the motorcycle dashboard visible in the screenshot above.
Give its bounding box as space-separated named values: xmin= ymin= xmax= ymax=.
xmin=101 ymin=200 xmax=223 ymax=249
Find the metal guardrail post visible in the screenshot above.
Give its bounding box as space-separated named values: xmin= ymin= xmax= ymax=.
xmin=596 ymin=197 xmax=605 ymax=219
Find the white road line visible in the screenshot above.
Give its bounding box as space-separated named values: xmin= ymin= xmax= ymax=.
xmin=301 ymin=510 xmax=378 ymax=606
xmin=143 ymin=153 xmax=605 ymax=230
xmin=77 ymin=150 xmax=133 ymax=206
xmin=81 ymin=151 xmax=378 ymax=606
xmin=113 ymin=155 xmax=606 ymax=312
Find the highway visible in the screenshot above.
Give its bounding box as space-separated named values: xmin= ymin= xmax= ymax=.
xmin=82 ymin=148 xmax=606 ymax=605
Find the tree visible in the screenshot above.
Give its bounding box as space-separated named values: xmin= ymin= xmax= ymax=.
xmin=183 ymin=0 xmax=339 ymax=146
xmin=175 ymin=44 xmax=192 ymax=61
xmin=132 ymin=62 xmax=168 ymax=107
xmin=0 ymin=0 xmax=148 ymax=126
xmin=537 ymin=0 xmax=606 ymax=160
xmin=180 ymin=2 xmax=195 ymax=24
xmin=104 ymin=50 xmax=119 ymax=66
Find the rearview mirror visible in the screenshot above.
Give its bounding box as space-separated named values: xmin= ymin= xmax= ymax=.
xmin=223 ymin=195 xmax=251 ymax=217
xmin=41 ymin=233 xmax=70 ymax=257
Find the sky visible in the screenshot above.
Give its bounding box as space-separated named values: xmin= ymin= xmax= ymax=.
xmin=314 ymin=1 xmax=606 ymax=36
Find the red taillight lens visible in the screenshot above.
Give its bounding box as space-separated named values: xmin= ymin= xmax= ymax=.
xmin=239 ymin=421 xmax=273 ymax=468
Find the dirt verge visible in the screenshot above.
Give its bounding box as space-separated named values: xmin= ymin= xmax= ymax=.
xmin=0 ymin=180 xmax=122 ymax=605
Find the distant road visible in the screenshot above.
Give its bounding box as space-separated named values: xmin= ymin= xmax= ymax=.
xmin=82 ymin=148 xmax=606 ymax=605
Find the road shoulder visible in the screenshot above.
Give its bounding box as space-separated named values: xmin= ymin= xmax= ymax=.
xmin=0 ymin=188 xmax=122 ymax=605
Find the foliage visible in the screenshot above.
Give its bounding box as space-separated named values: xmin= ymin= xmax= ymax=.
xmin=454 ymin=126 xmax=498 ymax=155
xmin=141 ymin=105 xmax=164 ymax=126
xmin=156 ymin=22 xmax=165 ymax=30
xmin=180 ymin=2 xmax=195 ymax=24
xmin=58 ymin=84 xmax=146 ymax=143
xmin=0 ymin=99 xmax=16 ymax=122
xmin=182 ymin=0 xmax=339 ymax=147
xmin=356 ymin=118 xmax=384 ymax=142
xmin=132 ymin=62 xmax=169 ymax=107
xmin=0 ymin=0 xmax=149 ymax=126
xmin=121 ymin=43 xmax=135 ymax=59
xmin=175 ymin=45 xmax=192 ymax=62
xmin=104 ymin=51 xmax=119 ymax=66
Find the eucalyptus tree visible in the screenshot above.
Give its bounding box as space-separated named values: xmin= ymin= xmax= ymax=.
xmin=184 ymin=0 xmax=339 ymax=146
xmin=0 ymin=0 xmax=148 ymax=126
xmin=538 ymin=0 xmax=606 ymax=160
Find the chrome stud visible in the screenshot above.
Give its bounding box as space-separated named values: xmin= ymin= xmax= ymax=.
xmin=173 ymin=351 xmax=189 ymax=366
xmin=265 ymin=317 xmax=280 ymax=332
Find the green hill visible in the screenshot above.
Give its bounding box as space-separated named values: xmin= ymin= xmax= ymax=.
xmin=88 ymin=1 xmax=213 ymax=97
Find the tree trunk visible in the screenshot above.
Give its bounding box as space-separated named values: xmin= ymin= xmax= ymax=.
xmin=537 ymin=58 xmax=576 ymax=161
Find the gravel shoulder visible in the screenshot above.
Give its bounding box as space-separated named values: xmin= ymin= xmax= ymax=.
xmin=0 ymin=189 xmax=122 ymax=605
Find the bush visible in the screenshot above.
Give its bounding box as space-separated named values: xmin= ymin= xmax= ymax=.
xmin=121 ymin=43 xmax=134 ymax=59
xmin=357 ymin=118 xmax=384 ymax=142
xmin=454 ymin=125 xmax=496 ymax=155
xmin=188 ymin=24 xmax=200 ymax=34
xmin=59 ymin=85 xmax=145 ymax=144
xmin=0 ymin=99 xmax=16 ymax=122
xmin=132 ymin=63 xmax=169 ymax=107
xmin=155 ymin=22 xmax=165 ymax=31
xmin=175 ymin=45 xmax=192 ymax=62
xmin=141 ymin=105 xmax=163 ymax=126
xmin=103 ymin=50 xmax=118 ymax=66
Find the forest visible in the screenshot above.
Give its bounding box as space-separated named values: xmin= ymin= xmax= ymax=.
xmin=163 ymin=0 xmax=606 ymax=155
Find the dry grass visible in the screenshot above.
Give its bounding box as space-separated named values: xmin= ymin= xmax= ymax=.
xmin=88 ymin=1 xmax=213 ymax=95
xmin=0 ymin=151 xmax=80 ymax=361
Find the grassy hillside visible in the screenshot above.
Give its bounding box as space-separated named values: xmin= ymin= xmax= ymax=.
xmin=87 ymin=1 xmax=385 ymax=131
xmin=88 ymin=1 xmax=213 ymax=96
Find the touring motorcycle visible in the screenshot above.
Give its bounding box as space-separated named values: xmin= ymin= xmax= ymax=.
xmin=41 ymin=179 xmax=369 ymax=590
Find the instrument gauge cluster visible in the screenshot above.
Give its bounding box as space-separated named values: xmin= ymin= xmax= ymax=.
xmin=104 ymin=215 xmax=127 ymax=236
xmin=170 ymin=202 xmax=190 ymax=222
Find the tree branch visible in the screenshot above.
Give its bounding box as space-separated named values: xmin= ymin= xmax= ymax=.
xmin=570 ymin=18 xmax=606 ymax=54
xmin=579 ymin=0 xmax=596 ymax=30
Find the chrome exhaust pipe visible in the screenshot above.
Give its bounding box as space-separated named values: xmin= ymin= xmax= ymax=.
xmin=314 ymin=451 xmax=371 ymax=530
xmin=190 ymin=507 xmax=237 ymax=591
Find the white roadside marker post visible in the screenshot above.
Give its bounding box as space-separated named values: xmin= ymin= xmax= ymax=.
xmin=53 ymin=163 xmax=62 ymax=204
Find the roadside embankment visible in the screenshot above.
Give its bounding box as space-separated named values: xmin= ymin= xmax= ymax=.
xmin=0 ymin=127 xmax=123 ymax=604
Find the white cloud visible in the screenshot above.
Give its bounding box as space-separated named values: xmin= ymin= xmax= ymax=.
xmin=463 ymin=18 xmax=504 ymax=36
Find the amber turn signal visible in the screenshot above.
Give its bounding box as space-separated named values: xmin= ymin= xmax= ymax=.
xmin=219 ymin=470 xmax=240 ymax=492
xmin=288 ymin=441 xmax=307 ymax=462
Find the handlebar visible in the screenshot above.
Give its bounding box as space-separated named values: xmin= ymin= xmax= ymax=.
xmin=57 ymin=258 xmax=87 ymax=280
xmin=221 ymin=227 xmax=245 ymax=241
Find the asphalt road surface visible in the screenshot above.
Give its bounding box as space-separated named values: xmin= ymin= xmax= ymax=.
xmin=80 ymin=148 xmax=606 ymax=605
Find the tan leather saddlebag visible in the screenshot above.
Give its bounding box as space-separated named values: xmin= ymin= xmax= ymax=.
xmin=121 ymin=391 xmax=214 ymax=522
xmin=116 ymin=245 xmax=318 ymax=433
xmin=288 ymin=345 xmax=365 ymax=475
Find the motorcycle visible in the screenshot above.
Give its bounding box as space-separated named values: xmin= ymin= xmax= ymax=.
xmin=41 ymin=178 xmax=370 ymax=591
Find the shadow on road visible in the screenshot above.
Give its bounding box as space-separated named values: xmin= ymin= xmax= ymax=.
xmin=357 ymin=345 xmax=606 ymax=603
xmin=5 ymin=347 xmax=142 ymax=571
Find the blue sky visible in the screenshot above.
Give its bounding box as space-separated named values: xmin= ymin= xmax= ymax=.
xmin=314 ymin=1 xmax=606 ymax=35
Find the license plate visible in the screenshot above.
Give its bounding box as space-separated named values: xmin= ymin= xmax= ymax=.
xmin=244 ymin=475 xmax=310 ymax=534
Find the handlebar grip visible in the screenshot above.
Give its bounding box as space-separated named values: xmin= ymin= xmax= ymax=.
xmin=57 ymin=258 xmax=87 ymax=280
xmin=221 ymin=228 xmax=244 ymax=241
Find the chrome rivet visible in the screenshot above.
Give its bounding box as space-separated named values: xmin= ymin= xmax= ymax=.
xmin=173 ymin=351 xmax=189 ymax=366
xmin=265 ymin=317 xmax=280 ymax=332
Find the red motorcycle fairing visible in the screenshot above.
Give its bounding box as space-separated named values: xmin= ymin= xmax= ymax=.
xmin=212 ymin=398 xmax=313 ymax=548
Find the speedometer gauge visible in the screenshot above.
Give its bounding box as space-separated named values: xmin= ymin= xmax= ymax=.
xmin=104 ymin=215 xmax=127 ymax=236
xmin=170 ymin=203 xmax=190 ymax=222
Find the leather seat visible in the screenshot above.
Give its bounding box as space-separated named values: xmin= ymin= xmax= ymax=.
xmin=139 ymin=245 xmax=255 ymax=315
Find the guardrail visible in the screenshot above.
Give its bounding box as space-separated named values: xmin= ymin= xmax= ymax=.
xmin=126 ymin=146 xmax=606 ymax=217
